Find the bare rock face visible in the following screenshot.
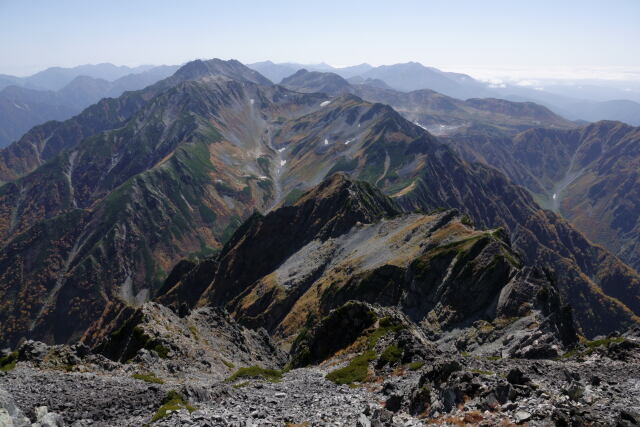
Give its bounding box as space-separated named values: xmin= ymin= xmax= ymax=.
xmin=96 ymin=302 xmax=286 ymax=381
xmin=0 ymin=387 xmax=30 ymax=427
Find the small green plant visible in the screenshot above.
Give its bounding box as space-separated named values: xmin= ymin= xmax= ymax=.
xmin=562 ymin=337 xmax=625 ymax=359
xmin=188 ymin=325 xmax=199 ymax=341
xmin=132 ymin=373 xmax=165 ymax=384
xmin=221 ymin=359 xmax=235 ymax=369
xmin=407 ymin=361 xmax=424 ymax=371
xmin=585 ymin=337 xmax=624 ymax=349
xmin=379 ymin=345 xmax=402 ymax=366
xmin=0 ymin=352 xmax=18 ymax=372
xmin=325 ymin=316 xmax=405 ymax=385
xmin=484 ymin=355 xmax=502 ymax=361
xmin=225 ymin=366 xmax=283 ymax=383
xmin=151 ymin=391 xmax=196 ymax=422
xmin=367 ymin=317 xmax=403 ymax=348
xmin=232 ymin=381 xmax=250 ymax=389
xmin=326 ymin=350 xmax=376 ymax=385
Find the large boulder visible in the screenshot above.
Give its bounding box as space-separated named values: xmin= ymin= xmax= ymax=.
xmin=0 ymin=388 xmax=30 ymax=427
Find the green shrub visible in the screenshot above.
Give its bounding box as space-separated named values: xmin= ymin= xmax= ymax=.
xmin=232 ymin=381 xmax=250 ymax=389
xmin=367 ymin=317 xmax=403 ymax=348
xmin=379 ymin=345 xmax=402 ymax=366
xmin=151 ymin=390 xmax=196 ymax=422
xmin=221 ymin=359 xmax=235 ymax=369
xmin=585 ymin=337 xmax=624 ymax=349
xmin=562 ymin=337 xmax=625 ymax=359
xmin=326 ymin=350 xmax=376 ymax=385
xmin=225 ymin=366 xmax=283 ymax=383
xmin=0 ymin=352 xmax=18 ymax=372
xmin=407 ymin=361 xmax=424 ymax=371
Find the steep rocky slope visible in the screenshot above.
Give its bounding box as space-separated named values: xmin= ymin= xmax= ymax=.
xmin=162 ymin=174 xmax=640 ymax=341
xmin=1 ymin=172 xmax=639 ymax=426
xmin=0 ymin=59 xmax=270 ymax=183
xmin=0 ymin=59 xmax=639 ymax=351
xmin=442 ymin=121 xmax=640 ymax=273
xmin=0 ymin=75 xmax=321 ymax=347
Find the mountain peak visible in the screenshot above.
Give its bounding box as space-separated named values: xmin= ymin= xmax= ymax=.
xmin=173 ymin=58 xmax=272 ymax=85
xmin=280 ymin=69 xmax=351 ymax=95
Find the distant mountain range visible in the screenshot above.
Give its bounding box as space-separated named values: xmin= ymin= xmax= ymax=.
xmin=1 ymin=60 xmax=638 ymax=149
xmin=280 ymin=69 xmax=576 ymax=134
xmin=249 ymin=61 xmax=640 ymax=126
xmin=0 ymin=63 xmax=164 ymax=91
xmin=1 ymin=59 xmax=639 ymax=349
xmin=0 ymin=65 xmax=179 ymax=147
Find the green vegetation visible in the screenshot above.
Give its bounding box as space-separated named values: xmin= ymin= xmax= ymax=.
xmin=327 ymin=156 xmax=358 ymax=175
xmin=218 ymin=216 xmax=243 ymax=244
xmin=221 ymin=359 xmax=235 ymax=369
xmin=283 ymin=188 xmax=307 ymax=206
xmin=225 ymin=366 xmax=283 ymax=383
xmin=188 ymin=325 xmax=199 ymax=341
xmin=585 ymin=337 xmax=625 ymax=349
xmin=257 ymin=156 xmax=271 ymax=175
xmin=132 ymin=373 xmax=165 ymax=384
xmin=562 ymin=337 xmax=626 ymax=359
xmin=151 ymin=391 xmax=196 ymax=423
xmin=325 ymin=350 xmax=376 ymax=385
xmin=367 ymin=316 xmax=404 ymax=348
xmin=379 ymin=345 xmax=402 ymax=366
xmin=0 ymin=352 xmax=18 ymax=372
xmin=198 ymin=204 xmax=217 ymax=223
xmin=407 ymin=361 xmax=424 ymax=371
xmin=326 ymin=316 xmax=405 ymax=385
xmin=232 ymin=381 xmax=250 ymax=389
xmin=132 ymin=327 xmax=170 ymax=359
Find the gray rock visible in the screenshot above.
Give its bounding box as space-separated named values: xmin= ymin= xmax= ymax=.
xmin=356 ymin=413 xmax=371 ymax=427
xmin=514 ymin=410 xmax=531 ymax=423
xmin=17 ymin=341 xmax=49 ymax=363
xmin=0 ymin=388 xmax=30 ymax=427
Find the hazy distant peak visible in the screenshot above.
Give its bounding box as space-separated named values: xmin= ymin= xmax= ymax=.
xmin=174 ymin=58 xmax=272 ymax=86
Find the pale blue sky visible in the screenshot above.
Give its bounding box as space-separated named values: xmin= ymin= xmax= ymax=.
xmin=1 ymin=0 xmax=639 ymax=79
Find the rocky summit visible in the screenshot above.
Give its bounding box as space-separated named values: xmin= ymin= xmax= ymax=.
xmin=0 ymin=57 xmax=640 ymax=427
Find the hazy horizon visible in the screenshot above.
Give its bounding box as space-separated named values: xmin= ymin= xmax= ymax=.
xmin=2 ymin=0 xmax=639 ymax=82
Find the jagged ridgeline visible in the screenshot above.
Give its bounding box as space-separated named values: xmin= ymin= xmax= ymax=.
xmin=0 ymin=59 xmax=639 ymax=350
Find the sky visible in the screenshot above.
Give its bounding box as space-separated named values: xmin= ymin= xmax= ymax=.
xmin=1 ymin=0 xmax=640 ymax=81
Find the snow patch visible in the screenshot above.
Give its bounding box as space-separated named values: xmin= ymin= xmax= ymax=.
xmin=280 ymin=160 xmax=287 ymax=166
xmin=320 ymin=100 xmax=331 ymax=107
xmin=249 ymin=98 xmax=255 ymax=105
xmin=324 ymin=138 xmax=329 ymax=145
xmin=552 ymin=193 xmax=557 ymax=200
xmin=278 ymin=147 xmax=286 ymax=152
xmin=344 ymin=139 xmax=353 ymax=145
